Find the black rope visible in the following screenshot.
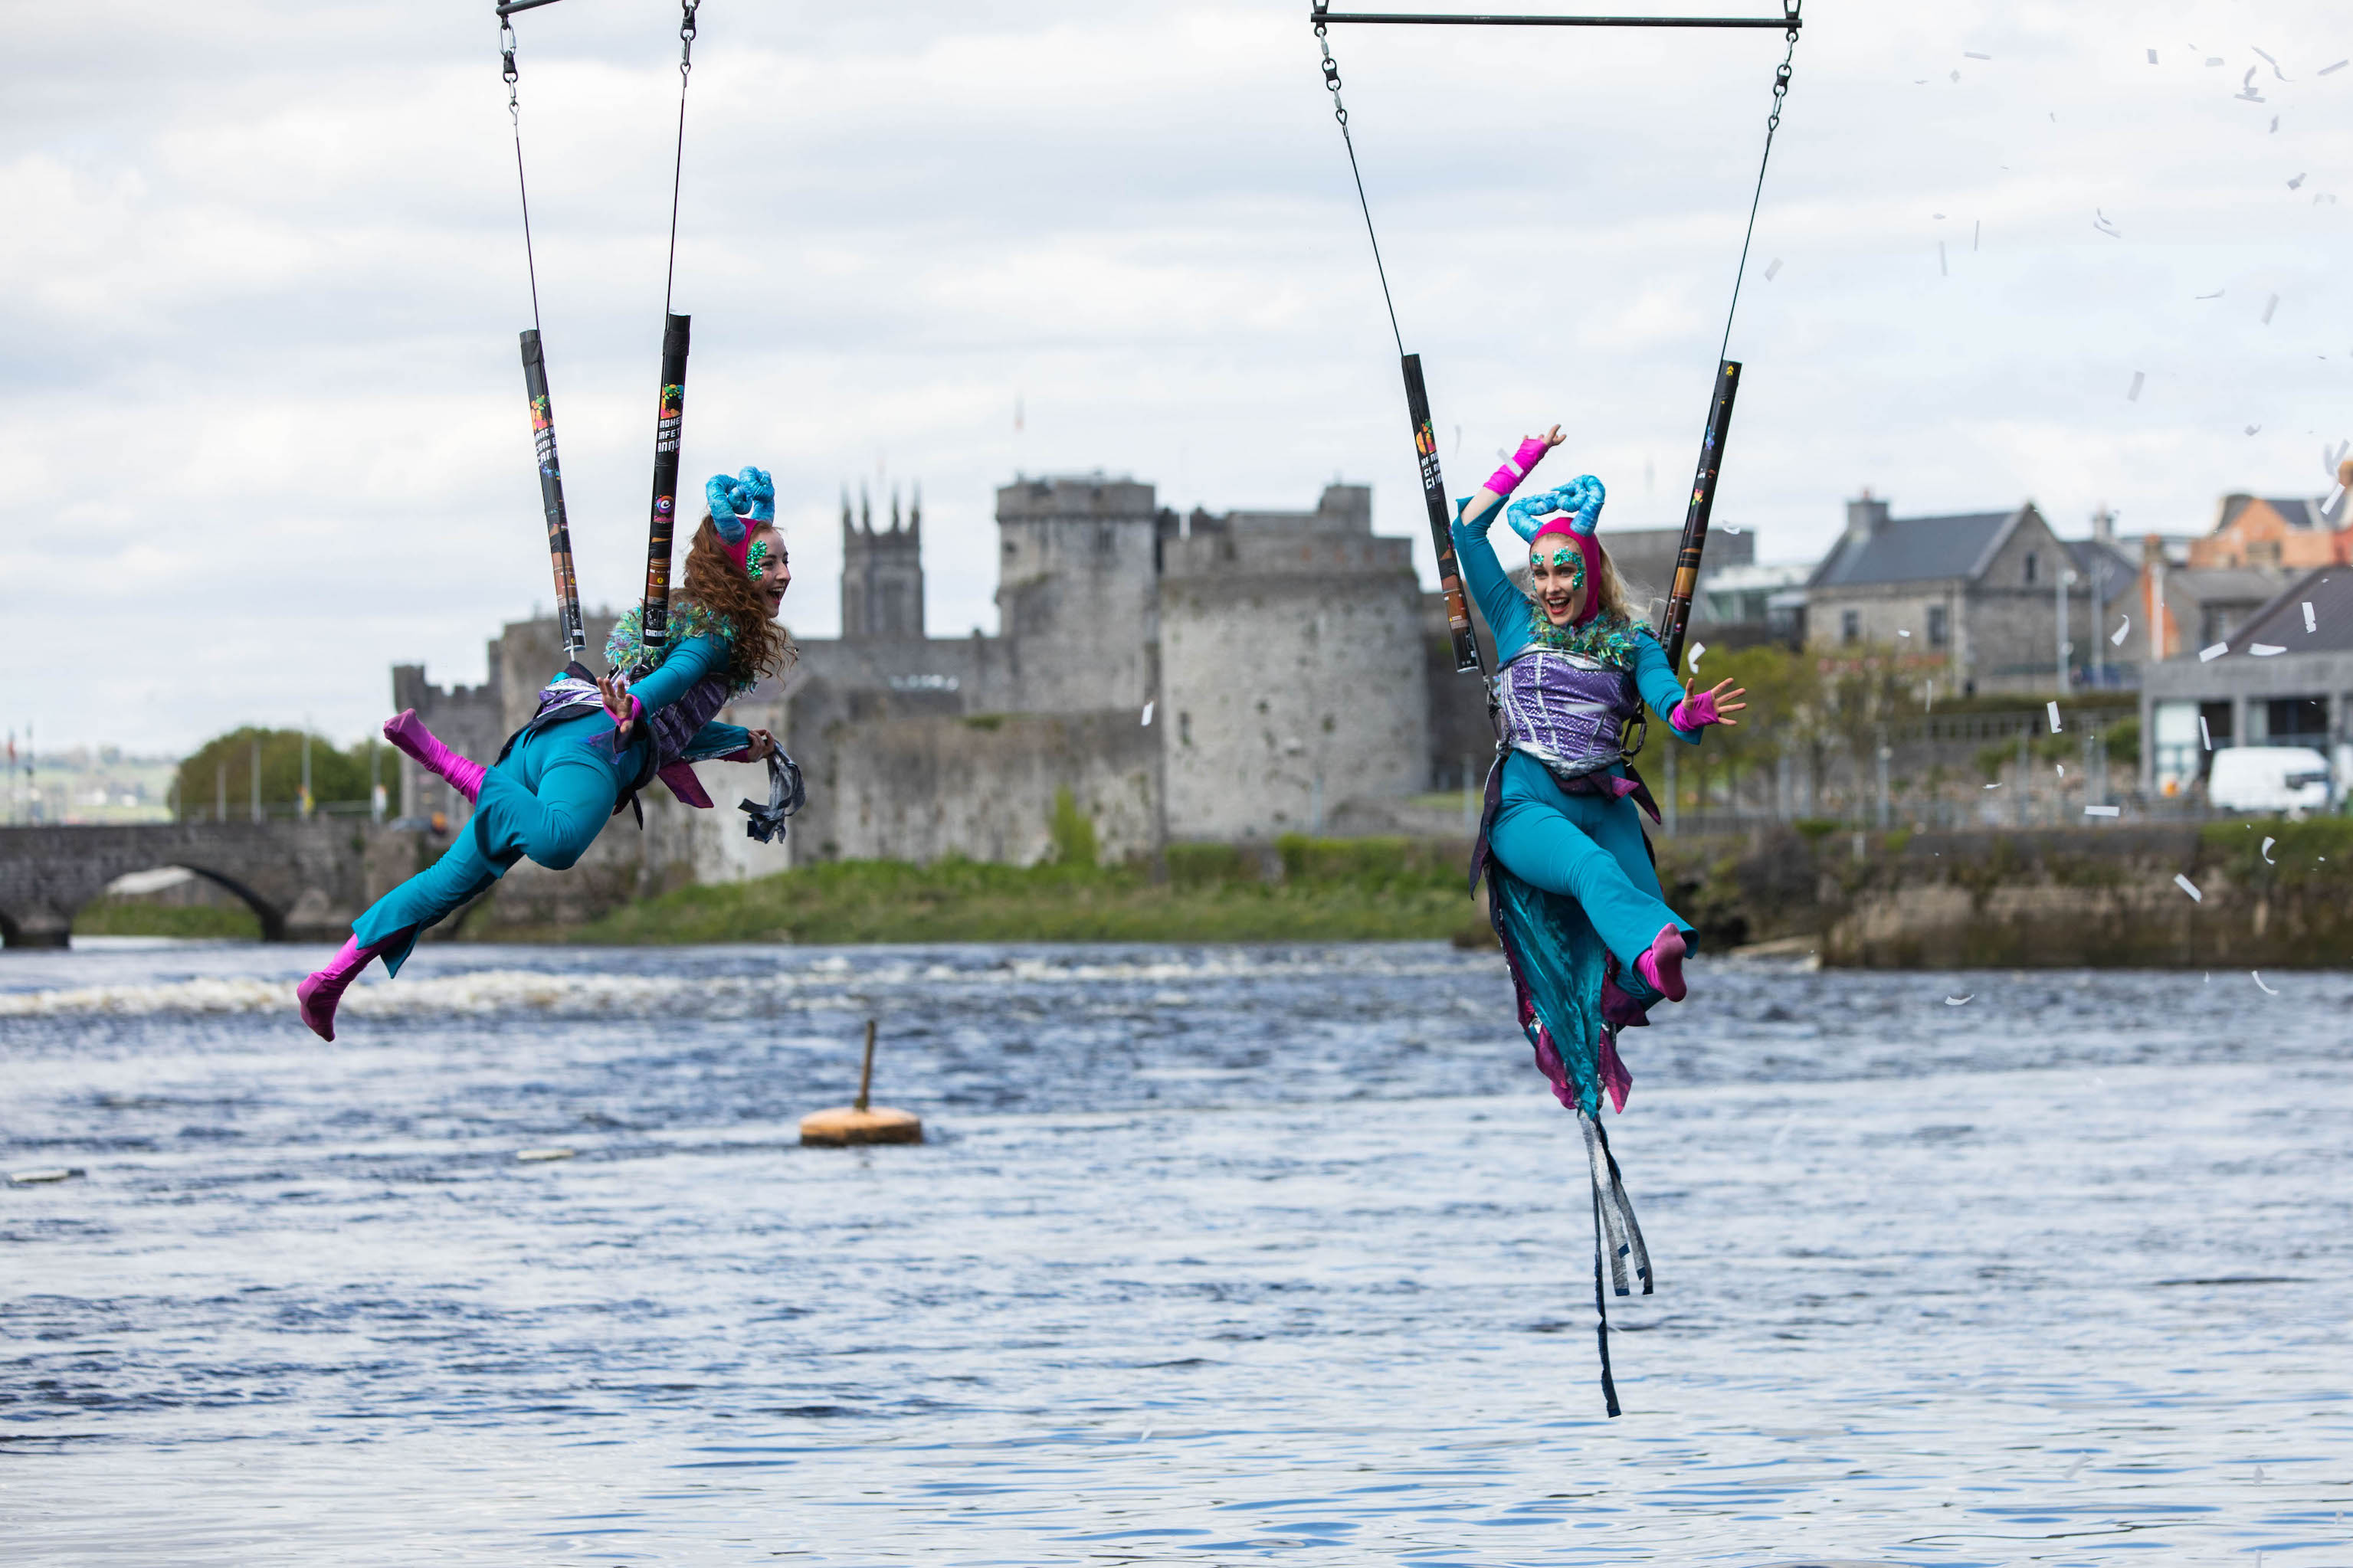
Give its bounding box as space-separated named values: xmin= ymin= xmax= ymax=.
xmin=662 ymin=1 xmax=700 ymax=318
xmin=1716 ymin=5 xmax=1800 ymax=366
xmin=1313 ymin=7 xmax=1405 ymax=358
xmin=500 ymin=11 xmax=545 ymax=337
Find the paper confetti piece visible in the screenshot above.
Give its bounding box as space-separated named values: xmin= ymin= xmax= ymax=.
xmin=2323 ymin=61 xmax=2350 ymax=76
xmin=2288 ymin=175 xmax=2307 ymax=191
xmin=2129 ymin=371 xmax=2145 ymax=401
xmin=2047 ymin=701 xmax=2063 ymax=733
xmin=2303 ymin=601 xmax=2316 ymax=632
xmin=1965 ymin=51 xmax=1990 ymax=61
xmin=2112 ymin=615 xmax=2130 ymax=646
xmin=2206 ymin=57 xmax=2224 ymax=68
xmin=515 ymin=1147 xmax=576 ymax=1163
xmin=1764 ymin=257 xmax=1782 ymax=281
xmin=1944 ymin=995 xmax=1973 ymax=1006
xmin=2201 ymin=715 xmax=2213 ymax=750
xmin=1939 ymin=241 xmax=1948 ymax=276
xmin=1141 ymin=701 xmax=1154 ymax=726
xmin=1898 ymin=628 xmax=1912 ymax=637
xmin=2200 ymin=642 xmax=2228 ymax=662
xmin=2252 ymin=971 xmax=2279 ymax=996
xmin=1984 ymin=783 xmax=2002 ymax=791
xmin=2250 ymin=643 xmax=2285 ymax=656
xmin=2196 ymin=290 xmax=2224 ymax=300
xmin=2261 ymin=836 xmax=2276 ymax=863
xmin=2174 ymin=873 xmax=2204 ymax=902
xmin=1687 ymin=641 xmax=1706 ymax=674
xmin=2265 ymin=295 xmax=2282 ymax=325
xmin=2147 ymin=48 xmax=2158 ymax=64
xmin=2085 ymin=805 xmax=2121 ymax=817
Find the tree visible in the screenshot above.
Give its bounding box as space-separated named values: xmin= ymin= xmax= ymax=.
xmin=175 ymin=728 xmax=378 ymax=820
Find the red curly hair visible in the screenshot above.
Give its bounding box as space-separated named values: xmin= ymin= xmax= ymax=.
xmin=677 ymin=515 xmax=795 ymax=689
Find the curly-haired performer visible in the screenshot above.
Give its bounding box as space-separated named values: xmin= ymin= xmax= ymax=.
xmin=295 ymin=469 xmax=799 ymax=1040
xmin=1455 ymin=429 xmax=1748 ymax=1413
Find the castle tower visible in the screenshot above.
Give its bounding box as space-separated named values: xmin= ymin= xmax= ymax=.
xmin=841 ymin=483 xmax=926 ymax=642
xmin=994 ymin=473 xmax=1160 ymax=713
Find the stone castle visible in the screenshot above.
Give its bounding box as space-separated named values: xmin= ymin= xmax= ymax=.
xmin=392 ymin=475 xmax=1534 ymax=910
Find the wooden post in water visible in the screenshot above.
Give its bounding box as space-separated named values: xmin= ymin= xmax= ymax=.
xmin=801 ymin=1017 xmax=923 ymax=1146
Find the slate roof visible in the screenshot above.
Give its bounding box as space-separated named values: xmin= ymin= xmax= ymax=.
xmin=2218 ymin=493 xmax=2329 ymax=532
xmin=1806 ymin=508 xmax=2020 ymax=589
xmin=2066 ymin=538 xmax=2136 ymax=599
xmin=2225 ymin=565 xmax=2353 ymax=654
xmin=2175 ymin=568 xmax=2293 ymax=605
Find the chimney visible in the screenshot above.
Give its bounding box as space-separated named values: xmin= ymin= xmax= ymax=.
xmin=1845 ymin=489 xmax=1889 ymax=544
xmin=2092 ymin=505 xmax=2116 ymax=545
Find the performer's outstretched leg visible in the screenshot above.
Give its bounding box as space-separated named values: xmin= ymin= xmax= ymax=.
xmin=384 ymin=710 xmax=485 ymax=802
xmin=297 ymin=930 xmax=409 ymax=1042
xmin=1489 ymin=791 xmax=1693 ymax=990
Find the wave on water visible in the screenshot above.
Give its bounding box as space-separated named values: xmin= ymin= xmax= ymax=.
xmin=0 ymin=948 xmax=1486 ymax=1020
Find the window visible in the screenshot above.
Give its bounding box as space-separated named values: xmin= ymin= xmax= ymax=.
xmin=2265 ymin=696 xmax=2328 ymax=743
xmin=1840 ymin=609 xmax=1860 ymax=644
xmin=1926 ymin=604 xmax=1949 ymax=647
xmin=2023 ymin=551 xmax=2039 ymax=585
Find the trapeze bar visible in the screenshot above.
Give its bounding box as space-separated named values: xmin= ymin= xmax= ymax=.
xmin=1314 ymin=9 xmax=1798 ymax=27
xmin=494 ymin=0 xmax=567 ymax=17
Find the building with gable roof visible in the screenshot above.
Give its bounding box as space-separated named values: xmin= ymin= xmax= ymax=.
xmin=1803 ymin=493 xmax=2119 ymax=696
xmin=2187 ymin=493 xmax=2350 ymax=571
xmin=2139 ymin=565 xmax=2353 ymax=797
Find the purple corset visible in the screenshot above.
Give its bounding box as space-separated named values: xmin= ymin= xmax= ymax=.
xmin=1495 ymin=648 xmax=1638 ymax=776
xmin=644 ymin=673 xmax=730 ymax=771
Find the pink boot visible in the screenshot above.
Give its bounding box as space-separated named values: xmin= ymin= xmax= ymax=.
xmin=383 ymin=710 xmax=485 ymax=803
xmin=1634 ymin=923 xmax=1689 ymax=1003
xmin=296 ymin=934 xmax=397 ymax=1042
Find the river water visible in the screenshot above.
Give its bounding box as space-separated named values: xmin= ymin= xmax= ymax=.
xmin=2 ymin=939 xmax=2348 ymax=1565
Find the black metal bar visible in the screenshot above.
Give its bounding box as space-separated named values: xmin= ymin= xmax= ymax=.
xmin=1401 ymin=354 xmax=1486 ymax=677
xmin=1658 ymin=358 xmax=1740 ymax=674
xmin=495 ymin=0 xmax=566 ymax=17
xmin=1316 ymin=10 xmax=1799 ymax=27
xmin=636 ymin=314 xmax=691 ymax=672
xmin=519 ymin=329 xmax=588 ymax=663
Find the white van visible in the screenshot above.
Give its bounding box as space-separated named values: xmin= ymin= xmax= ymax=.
xmin=2207 ymin=746 xmax=2333 ymax=813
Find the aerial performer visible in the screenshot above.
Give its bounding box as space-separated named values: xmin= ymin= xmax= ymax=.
xmin=1457 ymin=428 xmax=1749 ymax=1401
xmin=294 ymin=470 xmax=801 ymax=1041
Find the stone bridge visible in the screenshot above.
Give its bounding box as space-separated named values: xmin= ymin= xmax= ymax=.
xmin=0 ymin=821 xmax=382 ymax=948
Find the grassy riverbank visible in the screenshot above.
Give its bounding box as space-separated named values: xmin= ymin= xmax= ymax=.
xmin=565 ymin=838 xmax=1483 ymax=946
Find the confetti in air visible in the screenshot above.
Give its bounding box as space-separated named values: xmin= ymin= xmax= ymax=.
xmin=2200 ymin=642 xmax=2228 ymax=662
xmin=1141 ymin=702 xmax=1154 ymax=727
xmin=2147 ymin=48 xmax=2158 ymax=64
xmin=2201 ymin=715 xmax=2213 ymax=749
xmin=2112 ymin=615 xmax=2130 ymax=646
xmin=2252 ymin=971 xmax=2279 ymax=997
xmin=2174 ymin=873 xmax=2204 ymax=902
xmin=1764 ymin=257 xmax=1782 ymax=281
xmin=1938 ymin=241 xmax=1948 ymax=276
xmin=2261 ymin=836 xmax=2276 ymax=864
xmin=2129 ymin=371 xmax=2145 ymax=401
xmin=1964 ymin=51 xmax=1989 ymax=61
xmin=2323 ymin=60 xmax=2350 ymax=76
xmin=2047 ymin=701 xmax=2063 ymax=733
xmin=2303 ymin=601 xmax=2317 ymax=632
xmin=1944 ymin=995 xmax=1973 ymax=1006
xmin=2085 ymin=805 xmax=2121 ymax=817
xmin=2250 ymin=643 xmax=2286 ymax=656
xmin=2288 ymin=175 xmax=2307 ymax=191
xmin=1687 ymin=641 xmax=1706 ymax=675
xmin=2264 ymin=293 xmax=2282 ymax=322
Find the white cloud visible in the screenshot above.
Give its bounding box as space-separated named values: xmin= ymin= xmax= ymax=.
xmin=6 ymin=0 xmax=2353 ymax=751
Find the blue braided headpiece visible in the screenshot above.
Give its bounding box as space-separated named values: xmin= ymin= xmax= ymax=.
xmin=703 ymin=466 xmax=776 ymax=544
xmin=1504 ymin=474 xmax=1606 ymax=544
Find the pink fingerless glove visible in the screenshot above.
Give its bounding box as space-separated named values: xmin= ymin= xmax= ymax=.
xmin=1670 ymin=689 xmax=1721 ymax=730
xmin=1481 ymin=437 xmax=1552 ymax=499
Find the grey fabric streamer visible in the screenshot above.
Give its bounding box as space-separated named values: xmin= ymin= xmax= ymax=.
xmin=739 ymin=748 xmax=806 ymax=843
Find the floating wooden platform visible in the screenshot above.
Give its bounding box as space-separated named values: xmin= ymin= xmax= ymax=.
xmin=799 ymin=1105 xmax=924 ymax=1147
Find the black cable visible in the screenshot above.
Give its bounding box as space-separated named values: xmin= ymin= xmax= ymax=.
xmin=501 ymin=15 xmax=545 ymax=337
xmin=663 ymin=1 xmax=700 ymax=319
xmin=1716 ymin=12 xmax=1799 ymax=366
xmin=1314 ymin=15 xmax=1406 ymax=358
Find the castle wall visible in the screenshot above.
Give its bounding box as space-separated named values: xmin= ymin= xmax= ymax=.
xmin=824 ymin=709 xmax=1161 ymax=866
xmin=1159 ymin=531 xmax=1429 ymax=840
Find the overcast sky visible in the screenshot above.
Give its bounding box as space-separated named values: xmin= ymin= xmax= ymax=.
xmin=7 ymin=1 xmax=2351 ymax=753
